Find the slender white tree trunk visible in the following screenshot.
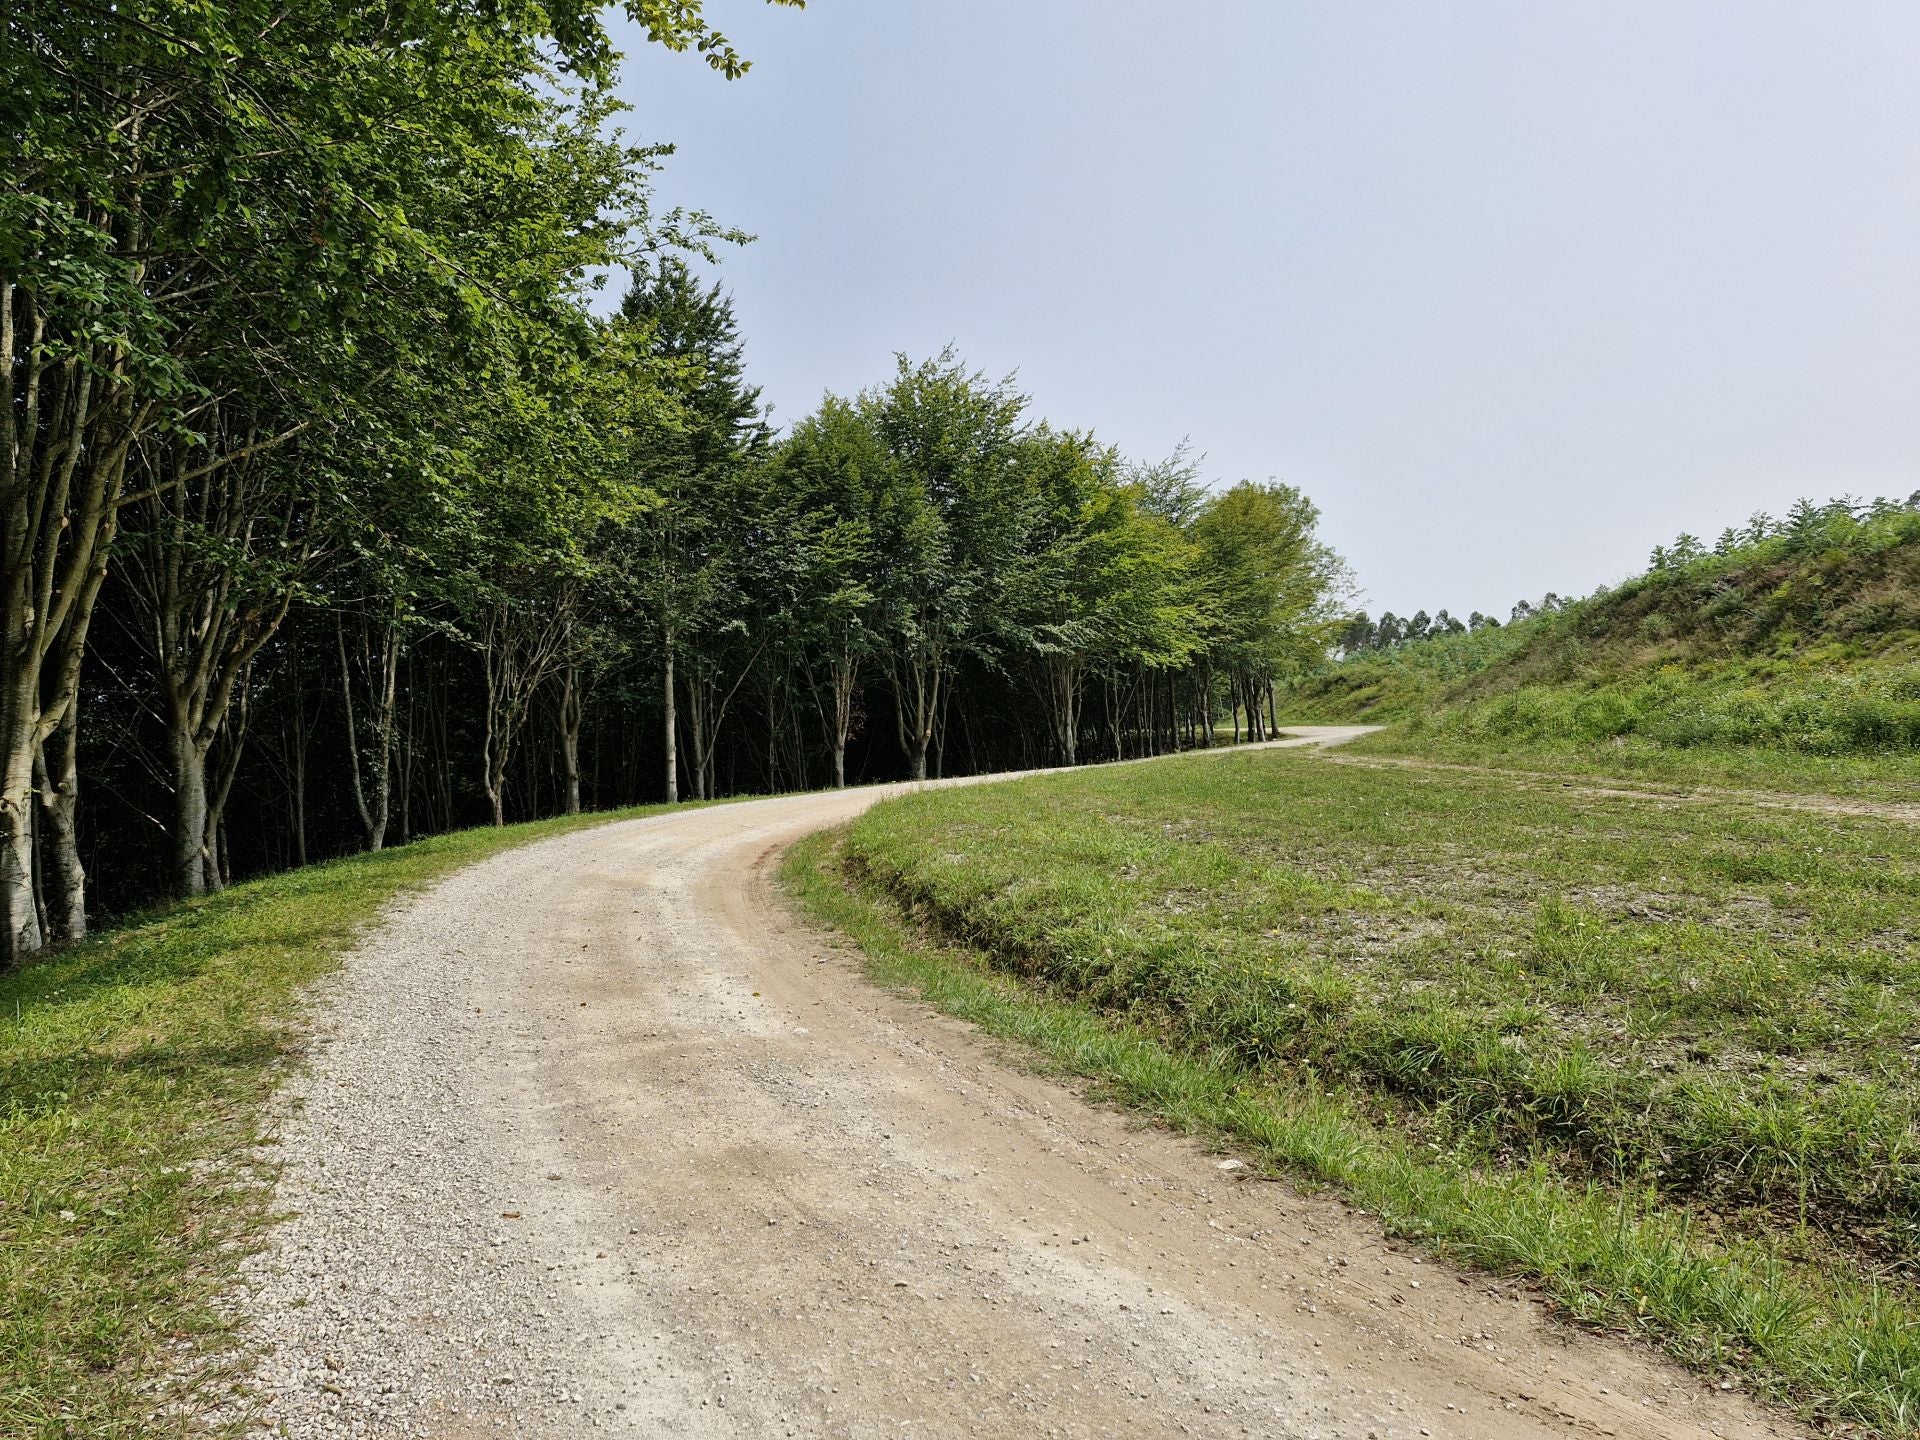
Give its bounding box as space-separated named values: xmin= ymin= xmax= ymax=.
xmin=339 ymin=614 xmax=399 ymax=850
xmin=171 ymin=725 xmax=210 ymax=898
xmin=831 ymin=653 xmax=855 ymax=789
xmin=0 ymin=671 xmax=44 ymax=961
xmin=663 ymin=638 xmax=678 ymax=804
xmin=560 ymin=664 xmax=582 ymax=816
xmin=37 ymin=699 xmax=85 ymax=941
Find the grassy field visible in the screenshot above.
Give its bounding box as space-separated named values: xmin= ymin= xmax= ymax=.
xmin=0 ymin=805 xmax=676 ymax=1440
xmin=797 ymin=744 xmax=1920 ymax=1434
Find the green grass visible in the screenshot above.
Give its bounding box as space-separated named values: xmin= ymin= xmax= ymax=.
xmin=1278 ymin=502 xmax=1920 ymax=786
xmin=792 ymin=748 xmax=1920 ymax=1435
xmin=0 ymin=803 xmax=682 ymax=1439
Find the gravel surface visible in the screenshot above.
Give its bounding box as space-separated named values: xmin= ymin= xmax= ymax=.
xmin=216 ymin=735 xmax=1798 ymax=1438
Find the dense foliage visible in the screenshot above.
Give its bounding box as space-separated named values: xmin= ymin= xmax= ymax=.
xmin=2 ymin=5 xmax=1347 ymax=959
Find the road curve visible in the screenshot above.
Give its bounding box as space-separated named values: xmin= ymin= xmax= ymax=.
xmin=228 ymin=737 xmax=1793 ymax=1439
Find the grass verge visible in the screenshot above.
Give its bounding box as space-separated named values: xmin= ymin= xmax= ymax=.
xmin=0 ymin=803 xmax=680 ymax=1439
xmin=785 ymin=751 xmax=1920 ymax=1436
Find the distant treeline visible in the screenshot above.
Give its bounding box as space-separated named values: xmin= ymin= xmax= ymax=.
xmin=1337 ymin=595 xmax=1570 ymax=654
xmin=1646 ymin=494 xmax=1920 ymax=573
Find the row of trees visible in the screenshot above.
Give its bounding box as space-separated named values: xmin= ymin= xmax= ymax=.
xmin=1337 ymin=595 xmax=1573 ymax=654
xmin=614 ymin=279 xmax=1348 ymax=792
xmin=3 ymin=1 xmax=1349 ymax=962
xmin=1649 ymin=495 xmax=1920 ymax=572
xmin=3 ymin=0 xmax=799 ymax=958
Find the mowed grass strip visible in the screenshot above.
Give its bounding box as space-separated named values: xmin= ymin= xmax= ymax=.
xmin=800 ymin=749 xmax=1920 ymax=1433
xmin=0 ymin=804 xmax=680 ymax=1439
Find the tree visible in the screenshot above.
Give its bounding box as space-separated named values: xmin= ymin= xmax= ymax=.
xmin=862 ymin=351 xmax=1030 ymax=780
xmin=1014 ymin=432 xmax=1201 ymax=764
xmin=775 ymin=398 xmax=897 ymax=787
xmin=119 ymin=421 xmax=328 ymax=897
xmin=8 ymin=0 xmax=1410 ymax=945
xmin=613 ymin=259 xmax=770 ymax=801
xmin=1193 ymin=482 xmax=1350 ymax=741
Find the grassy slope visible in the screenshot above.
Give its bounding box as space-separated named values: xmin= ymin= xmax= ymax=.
xmin=796 ymin=747 xmax=1920 ymax=1435
xmin=0 ymin=804 xmax=680 ymax=1439
xmin=1279 ymin=506 xmax=1920 ymax=792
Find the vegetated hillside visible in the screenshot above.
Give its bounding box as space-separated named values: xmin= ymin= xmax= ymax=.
xmin=1282 ymin=497 xmax=1920 ymax=756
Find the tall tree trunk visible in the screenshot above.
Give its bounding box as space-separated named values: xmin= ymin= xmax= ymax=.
xmin=481 ymin=635 xmax=506 ymax=827
xmin=476 ymin=597 xmax=568 ymax=828
xmin=559 ymin=663 xmax=582 ymax=816
xmin=36 ymin=695 xmax=85 ymax=942
xmin=1046 ymin=655 xmax=1081 ymax=766
xmin=124 ymin=430 xmax=310 ymax=898
xmin=203 ymin=676 xmax=251 ymax=893
xmin=290 ymin=729 xmax=308 ymax=868
xmin=831 ymin=651 xmax=856 ymax=789
xmin=280 ymin=639 xmax=316 ymax=868
xmin=892 ymin=650 xmax=941 ymax=782
xmin=171 ymin=721 xmax=211 ymax=898
xmin=428 ymin=644 xmax=453 ymax=833
xmin=662 ymin=635 xmax=678 ymax=804
xmin=397 ymin=662 xmax=415 ymax=845
xmin=680 ymin=639 xmax=762 ymax=801
xmin=931 ymin=675 xmax=951 ymax=781
xmin=339 ymin=612 xmax=400 ymax=851
xmin=683 ymin=676 xmax=711 ymax=802
xmin=0 ymin=668 xmax=45 ymax=961
xmin=2 ymin=263 xmax=146 ymax=963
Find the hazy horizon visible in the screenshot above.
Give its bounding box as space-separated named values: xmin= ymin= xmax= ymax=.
xmin=603 ymin=1 xmax=1920 ymax=619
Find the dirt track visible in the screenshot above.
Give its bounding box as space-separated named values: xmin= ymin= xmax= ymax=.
xmin=230 ymin=734 xmax=1797 ymax=1438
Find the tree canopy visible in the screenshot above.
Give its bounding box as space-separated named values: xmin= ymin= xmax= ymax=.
xmin=3 ymin=0 xmax=1349 ymax=962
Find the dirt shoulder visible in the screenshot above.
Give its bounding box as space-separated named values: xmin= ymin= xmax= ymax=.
xmin=1314 ymin=746 xmax=1920 ymax=823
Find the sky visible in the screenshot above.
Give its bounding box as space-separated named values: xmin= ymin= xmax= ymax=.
xmin=602 ymin=1 xmax=1920 ymax=619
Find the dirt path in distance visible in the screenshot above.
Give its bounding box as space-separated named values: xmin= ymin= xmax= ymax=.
xmin=1310 ymin=745 xmax=1920 ymax=824
xmin=228 ymin=742 xmax=1799 ymax=1440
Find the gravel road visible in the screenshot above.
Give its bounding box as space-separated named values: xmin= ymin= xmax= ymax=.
xmin=224 ymin=733 xmax=1796 ymax=1438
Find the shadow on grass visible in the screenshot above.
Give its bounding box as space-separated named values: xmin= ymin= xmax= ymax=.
xmin=0 ymin=1032 xmax=290 ymax=1124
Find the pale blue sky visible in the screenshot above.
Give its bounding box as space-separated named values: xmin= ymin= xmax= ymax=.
xmin=604 ymin=1 xmax=1920 ymax=618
